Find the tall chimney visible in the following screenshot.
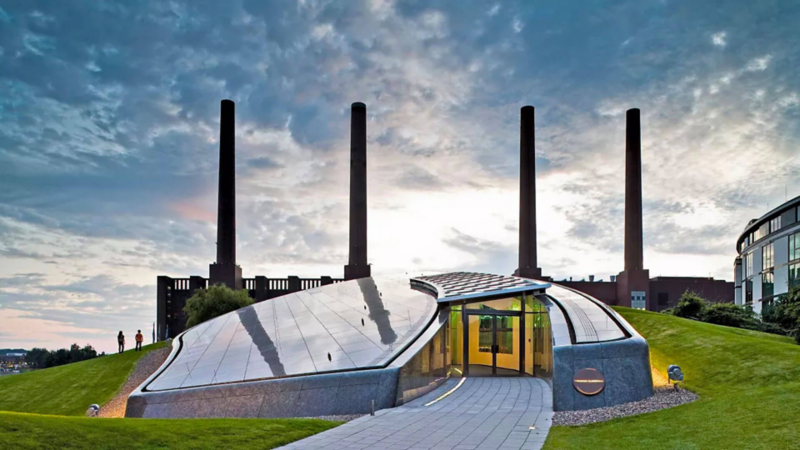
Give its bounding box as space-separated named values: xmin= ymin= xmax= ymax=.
xmin=344 ymin=102 xmax=370 ymax=280
xmin=517 ymin=106 xmax=542 ymax=279
xmin=209 ymin=99 xmax=243 ymax=289
xmin=624 ymin=108 xmax=643 ymax=271
xmin=616 ymin=108 xmax=649 ymax=308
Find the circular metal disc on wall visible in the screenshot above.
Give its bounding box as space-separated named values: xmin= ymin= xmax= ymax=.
xmin=573 ymin=368 xmax=605 ymax=396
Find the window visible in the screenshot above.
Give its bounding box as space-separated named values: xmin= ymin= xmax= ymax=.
xmin=791 ymin=263 xmax=800 ymax=289
xmin=745 ymin=252 xmax=754 ymax=278
xmin=745 ymin=280 xmax=753 ymax=304
xmin=631 ymin=291 xmax=646 ymax=310
xmin=762 ymin=272 xmax=774 ymax=298
xmin=763 ymin=243 xmax=774 ymax=270
xmin=791 ymin=233 xmax=800 ymax=262
xmin=770 ymin=216 xmax=781 ymax=233
xmin=741 ymin=236 xmax=750 ymax=253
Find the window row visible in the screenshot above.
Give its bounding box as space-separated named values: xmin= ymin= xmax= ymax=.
xmin=740 ymin=206 xmax=800 ymax=252
xmin=744 ymin=232 xmax=800 ymax=281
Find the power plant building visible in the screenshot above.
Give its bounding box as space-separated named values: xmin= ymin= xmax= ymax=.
xmin=138 ymin=100 xmax=733 ymax=420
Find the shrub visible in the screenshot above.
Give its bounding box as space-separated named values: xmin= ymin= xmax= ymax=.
xmin=700 ymin=303 xmax=756 ymax=328
xmin=673 ymin=291 xmax=706 ymax=319
xmin=669 ymin=290 xmax=796 ymax=343
xmin=761 ymin=288 xmax=800 ymax=332
xmin=753 ymin=321 xmax=790 ymax=336
xmin=184 ymin=284 xmax=254 ymax=328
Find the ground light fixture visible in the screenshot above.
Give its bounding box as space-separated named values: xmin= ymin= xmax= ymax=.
xmin=668 ymin=365 xmax=684 ymax=391
xmin=86 ymin=404 xmax=100 ymax=417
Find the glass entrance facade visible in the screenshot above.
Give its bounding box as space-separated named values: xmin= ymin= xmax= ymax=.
xmin=448 ymin=293 xmax=552 ymax=378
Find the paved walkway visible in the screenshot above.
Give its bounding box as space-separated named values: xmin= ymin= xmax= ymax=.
xmin=279 ymin=377 xmax=553 ymax=450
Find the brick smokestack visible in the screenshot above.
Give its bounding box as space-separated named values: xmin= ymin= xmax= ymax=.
xmin=624 ymin=108 xmax=643 ymax=271
xmin=344 ymin=102 xmax=370 ymax=280
xmin=209 ymin=99 xmax=242 ymax=289
xmin=616 ymin=107 xmax=649 ymax=308
xmin=517 ymin=106 xmax=542 ymax=279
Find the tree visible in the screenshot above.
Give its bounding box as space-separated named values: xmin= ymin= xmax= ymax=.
xmin=183 ymin=284 xmax=254 ymax=328
xmin=24 ymin=344 xmax=99 ymax=368
xmin=761 ymin=287 xmax=800 ymax=342
xmin=25 ymin=348 xmax=49 ymax=368
xmin=673 ymin=291 xmax=706 ymax=319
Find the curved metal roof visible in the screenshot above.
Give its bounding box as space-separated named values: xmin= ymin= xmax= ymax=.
xmin=146 ymin=277 xmax=436 ymax=391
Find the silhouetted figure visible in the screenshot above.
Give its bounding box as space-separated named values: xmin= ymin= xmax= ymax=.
xmin=117 ymin=331 xmax=125 ymax=353
xmin=135 ymin=330 xmax=143 ymax=351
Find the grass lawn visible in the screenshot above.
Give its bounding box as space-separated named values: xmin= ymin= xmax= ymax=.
xmin=544 ymin=307 xmax=800 ymax=449
xmin=0 ymin=412 xmax=340 ymax=450
xmin=0 ymin=342 xmax=169 ymax=416
xmin=0 ymin=341 xmax=342 ymax=449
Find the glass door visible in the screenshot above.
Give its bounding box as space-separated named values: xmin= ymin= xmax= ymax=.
xmin=466 ymin=313 xmax=521 ymax=376
xmin=494 ymin=315 xmax=519 ymax=375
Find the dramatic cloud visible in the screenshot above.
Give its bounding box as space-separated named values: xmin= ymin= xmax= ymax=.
xmin=1 ymin=0 xmax=799 ymax=352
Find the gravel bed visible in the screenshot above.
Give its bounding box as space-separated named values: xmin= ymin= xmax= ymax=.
xmin=552 ymin=386 xmax=698 ymax=426
xmin=97 ymin=346 xmax=172 ymax=418
xmin=301 ymin=414 xmax=366 ymax=422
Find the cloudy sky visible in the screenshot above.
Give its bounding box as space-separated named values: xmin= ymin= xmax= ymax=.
xmin=1 ymin=0 xmax=799 ymax=353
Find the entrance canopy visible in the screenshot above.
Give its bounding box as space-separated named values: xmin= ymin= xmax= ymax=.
xmin=413 ymin=272 xmax=633 ymax=345
xmin=411 ymin=272 xmax=550 ymax=303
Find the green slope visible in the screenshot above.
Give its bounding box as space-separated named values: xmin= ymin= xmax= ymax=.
xmin=0 ymin=412 xmax=339 ymax=450
xmin=0 ymin=341 xmax=342 ymax=449
xmin=0 ymin=342 xmax=168 ymax=416
xmin=545 ymin=307 xmax=800 ymax=449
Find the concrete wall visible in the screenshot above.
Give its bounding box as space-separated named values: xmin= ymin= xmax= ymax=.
xmin=126 ymin=367 xmax=401 ymax=419
xmin=552 ymin=336 xmax=653 ymax=411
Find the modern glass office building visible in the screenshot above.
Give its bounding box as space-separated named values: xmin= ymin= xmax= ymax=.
xmin=735 ymin=195 xmax=800 ymax=312
xmin=127 ymin=272 xmax=652 ymax=418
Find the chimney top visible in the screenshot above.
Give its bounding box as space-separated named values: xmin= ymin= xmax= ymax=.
xmin=352 ymin=102 xmax=366 ymax=110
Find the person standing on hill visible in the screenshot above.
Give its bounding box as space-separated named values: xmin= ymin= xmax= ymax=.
xmin=117 ymin=331 xmax=125 ymax=353
xmin=135 ymin=330 xmax=143 ymax=351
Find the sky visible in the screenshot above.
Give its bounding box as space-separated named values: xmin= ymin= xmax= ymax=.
xmin=1 ymin=0 xmax=799 ymax=354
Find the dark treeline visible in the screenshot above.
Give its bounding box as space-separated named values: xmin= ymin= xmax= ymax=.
xmin=25 ymin=344 xmax=102 ymax=369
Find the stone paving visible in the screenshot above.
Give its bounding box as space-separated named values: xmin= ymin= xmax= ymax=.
xmin=278 ymin=377 xmax=553 ymax=450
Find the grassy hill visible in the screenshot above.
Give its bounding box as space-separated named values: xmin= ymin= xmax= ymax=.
xmin=0 ymin=342 xmax=168 ymax=416
xmin=545 ymin=307 xmax=800 ymax=449
xmin=0 ymin=413 xmax=338 ymax=450
xmin=0 ymin=340 xmax=340 ymax=449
